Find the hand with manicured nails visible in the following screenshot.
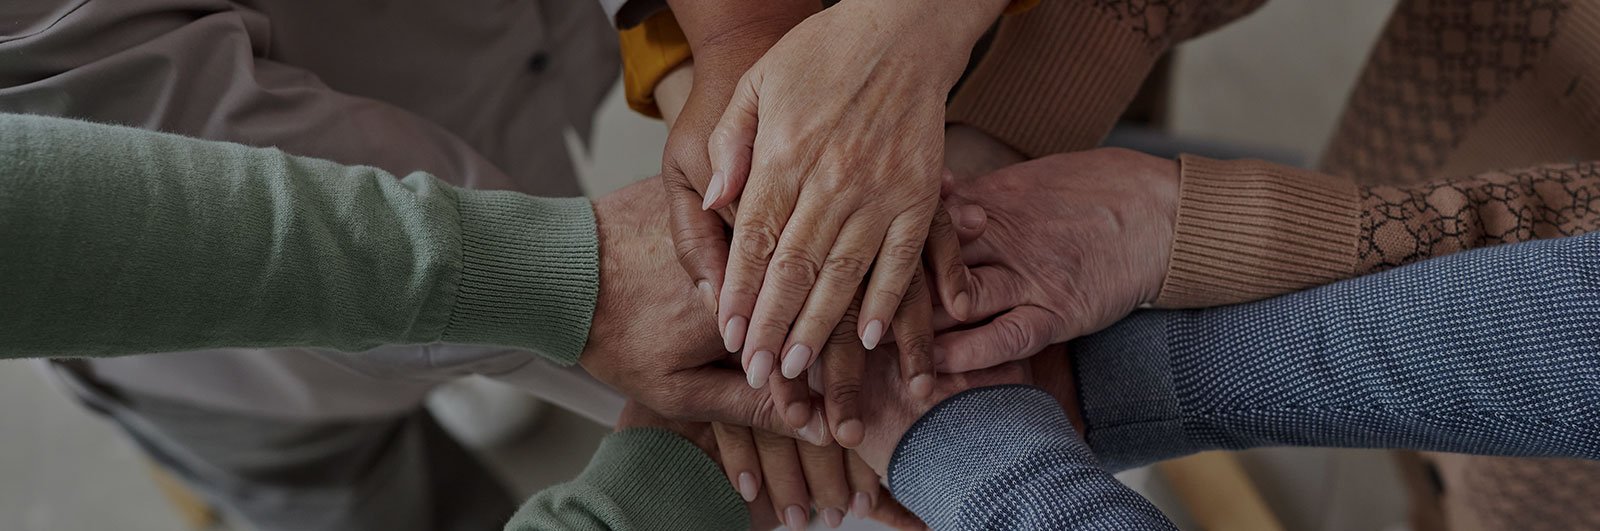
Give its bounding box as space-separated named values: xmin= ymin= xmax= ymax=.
xmin=711 ymin=423 xmax=925 ymax=530
xmin=657 ymin=58 xmax=986 ymax=446
xmin=702 ymin=0 xmax=1011 ymax=403
xmin=934 ymin=149 xmax=1181 ymax=372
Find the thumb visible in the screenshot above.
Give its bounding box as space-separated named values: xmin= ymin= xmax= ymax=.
xmin=663 ymin=169 xmax=730 ymax=314
xmin=705 ymin=73 xmax=759 ymax=211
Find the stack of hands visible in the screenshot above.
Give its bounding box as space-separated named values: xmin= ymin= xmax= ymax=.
xmin=576 ymin=1 xmax=1180 ymax=529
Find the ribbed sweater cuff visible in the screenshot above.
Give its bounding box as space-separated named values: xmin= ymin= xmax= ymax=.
xmin=1072 ymin=312 xmax=1195 ymax=472
xmin=947 ymin=0 xmax=1159 ymax=156
xmin=579 ymin=429 xmax=748 ymax=529
xmin=1155 ymin=155 xmax=1361 ymax=308
xmin=442 ymin=190 xmax=598 ymax=366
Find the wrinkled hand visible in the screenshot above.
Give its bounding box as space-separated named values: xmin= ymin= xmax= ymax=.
xmin=704 ymin=0 xmax=1010 ymax=397
xmin=661 ymin=58 xmax=984 ymax=444
xmin=852 ymin=344 xmax=1033 ymax=475
xmin=580 ymin=178 xmax=821 ymax=442
xmin=935 ymin=148 xmax=1180 ymax=372
xmin=711 ymin=423 xmax=924 ymax=530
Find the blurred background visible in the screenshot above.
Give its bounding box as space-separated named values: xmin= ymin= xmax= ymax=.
xmin=0 ymin=0 xmax=1414 ymax=529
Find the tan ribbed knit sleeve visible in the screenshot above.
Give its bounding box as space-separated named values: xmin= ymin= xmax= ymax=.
xmin=1155 ymin=157 xmax=1600 ymax=308
xmin=949 ymin=0 xmax=1267 ymax=157
xmin=1155 ymin=155 xmax=1361 ymax=308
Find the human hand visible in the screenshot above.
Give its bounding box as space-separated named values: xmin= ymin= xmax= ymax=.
xmin=851 ymin=344 xmax=1034 ymax=474
xmin=712 ymin=422 xmax=925 ymax=530
xmin=944 ymin=124 xmax=1026 ymax=183
xmin=705 ymin=0 xmax=1010 ymax=395
xmin=659 ymin=62 xmax=994 ymax=443
xmin=580 ymin=178 xmax=823 ymax=443
xmin=934 ymin=148 xmax=1180 ymax=371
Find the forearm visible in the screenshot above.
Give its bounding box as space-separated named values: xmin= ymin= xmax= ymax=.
xmin=0 ymin=114 xmax=596 ymax=362
xmin=666 ymin=0 xmax=815 ymax=74
xmin=890 ymin=386 xmax=1174 ymax=530
xmin=1075 ymin=231 xmax=1600 ymax=471
xmin=1155 ymin=157 xmax=1600 ymax=308
xmin=507 ymin=429 xmax=747 ymax=531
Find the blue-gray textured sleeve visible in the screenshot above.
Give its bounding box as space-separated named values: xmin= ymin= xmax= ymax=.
xmin=1073 ymin=231 xmax=1600 ymax=471
xmin=889 ymin=386 xmax=1175 ymax=530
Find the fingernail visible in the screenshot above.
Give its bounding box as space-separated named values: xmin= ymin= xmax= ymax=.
xmin=952 ymin=291 xmax=972 ymax=321
xmin=822 ymin=508 xmax=845 ymax=528
xmin=955 ymin=204 xmax=986 ymax=231
xmin=860 ymin=320 xmax=884 ymax=350
xmin=702 ymin=172 xmax=725 ymax=210
xmin=785 ymin=505 xmax=809 ymax=530
xmin=851 ymin=492 xmax=872 ymax=518
xmin=796 ymin=409 xmax=829 ymax=445
xmin=747 ymin=350 xmax=773 ymax=389
xmin=736 ymin=472 xmax=758 ymax=502
xmin=724 ymin=316 xmax=747 ymax=353
xmin=696 ymin=281 xmax=717 ymax=313
xmin=836 ymin=419 xmax=864 ymax=448
xmin=910 ymin=374 xmax=934 ymax=398
xmin=781 ymin=344 xmax=811 ymax=379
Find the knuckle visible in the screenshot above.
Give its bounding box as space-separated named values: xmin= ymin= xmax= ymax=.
xmin=993 ymin=317 xmax=1034 ymax=355
xmin=827 ymin=314 xmax=862 ymax=346
xmin=899 ymin=276 xmax=930 ymax=308
xmin=827 ymin=382 xmax=862 ymax=408
xmin=769 ymin=250 xmax=822 ymax=290
xmin=820 ymin=254 xmax=870 ymax=284
xmin=882 ymin=239 xmax=924 ymax=266
xmin=749 ymin=395 xmax=780 ymax=430
xmin=734 ymin=223 xmax=781 ymax=263
xmin=753 ymin=318 xmax=792 ymax=341
xmin=898 ymin=333 xmax=934 ymax=362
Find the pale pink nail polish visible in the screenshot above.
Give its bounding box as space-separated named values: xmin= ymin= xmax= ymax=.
xmin=724 ymin=316 xmax=747 ymax=353
xmin=737 ymin=472 xmax=759 ymax=502
xmin=861 ymin=320 xmax=885 ymax=350
xmin=781 ymin=344 xmax=811 ymax=379
xmin=748 ymin=350 xmax=773 ymax=389
xmin=785 ymin=505 xmax=809 ymax=531
xmin=702 ymin=172 xmax=725 ymax=210
xmin=822 ymin=508 xmax=844 ymax=528
xmin=851 ymin=492 xmax=872 ymax=518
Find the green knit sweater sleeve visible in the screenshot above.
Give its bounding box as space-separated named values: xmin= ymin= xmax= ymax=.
xmin=0 ymin=114 xmax=596 ymax=364
xmin=508 ymin=428 xmax=748 ymax=531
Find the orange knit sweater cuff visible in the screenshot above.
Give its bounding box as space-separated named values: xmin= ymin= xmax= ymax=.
xmin=1154 ymin=155 xmax=1362 ymax=308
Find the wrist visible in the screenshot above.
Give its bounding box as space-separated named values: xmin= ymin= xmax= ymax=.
xmin=679 ymin=5 xmax=811 ymax=70
xmin=1143 ymin=155 xmax=1181 ymax=306
xmin=878 ymin=0 xmax=1008 ymax=73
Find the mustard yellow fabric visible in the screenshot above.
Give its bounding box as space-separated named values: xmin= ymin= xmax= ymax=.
xmin=619 ymin=10 xmax=691 ymax=119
